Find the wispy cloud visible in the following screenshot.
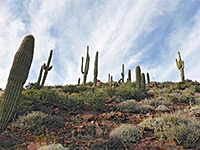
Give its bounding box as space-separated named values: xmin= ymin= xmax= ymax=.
xmin=1 ymin=0 xmax=200 ymax=89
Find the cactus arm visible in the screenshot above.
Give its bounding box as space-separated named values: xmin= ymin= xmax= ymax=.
xmin=41 ymin=50 xmax=53 ymax=86
xmin=0 ymin=35 xmax=34 ymax=132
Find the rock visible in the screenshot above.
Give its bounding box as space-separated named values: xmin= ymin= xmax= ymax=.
xmin=54 ymin=107 xmax=60 ymax=115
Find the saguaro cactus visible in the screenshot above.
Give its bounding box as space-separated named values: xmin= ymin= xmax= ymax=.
xmin=78 ymin=78 xmax=80 ymax=85
xmin=146 ymin=73 xmax=150 ymax=84
xmin=175 ymin=51 xmax=185 ymax=82
xmin=136 ymin=66 xmax=141 ymax=89
xmin=94 ymin=51 xmax=99 ymax=87
xmin=0 ymin=35 xmax=34 ymax=132
xmin=81 ymin=45 xmax=90 ymax=84
xmin=41 ymin=50 xmax=53 ymax=86
xmin=121 ymin=64 xmax=124 ymax=83
xmin=37 ymin=63 xmax=45 ymax=85
xmin=108 ymin=74 xmax=110 ymax=83
xmin=127 ymin=69 xmax=131 ymax=82
xmin=141 ymin=73 xmax=146 ymax=89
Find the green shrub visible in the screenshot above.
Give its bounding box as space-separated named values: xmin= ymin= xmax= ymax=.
xmin=188 ymin=105 xmax=200 ymax=117
xmin=91 ymin=137 xmax=130 ymax=150
xmin=12 ymin=111 xmax=65 ymax=135
xmin=155 ymin=105 xmax=170 ymax=112
xmin=117 ymin=99 xmax=139 ymax=113
xmin=142 ymin=97 xmax=172 ymax=107
xmin=139 ymin=104 xmax=155 ymax=114
xmin=38 ymin=144 xmax=69 ymax=150
xmin=139 ymin=115 xmax=200 ymax=148
xmin=109 ymin=124 xmax=142 ymax=143
xmin=174 ymin=120 xmax=200 ymax=148
xmin=115 ymin=83 xmax=146 ymax=101
xmin=62 ymin=84 xmax=88 ymax=93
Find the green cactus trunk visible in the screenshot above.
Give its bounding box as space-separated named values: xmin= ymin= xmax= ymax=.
xmin=41 ymin=50 xmax=53 ymax=86
xmin=136 ymin=66 xmax=141 ymax=89
xmin=141 ymin=73 xmax=146 ymax=89
xmin=78 ymin=78 xmax=80 ymax=85
xmin=37 ymin=63 xmax=45 ymax=85
xmin=108 ymin=74 xmax=110 ymax=84
xmin=94 ymin=51 xmax=98 ymax=87
xmin=175 ymin=51 xmax=185 ymax=82
xmin=146 ymin=73 xmax=150 ymax=84
xmin=81 ymin=45 xmax=90 ymax=85
xmin=127 ymin=69 xmax=131 ymax=82
xmin=0 ymin=35 xmax=34 ymax=133
xmin=121 ymin=64 xmax=124 ymax=83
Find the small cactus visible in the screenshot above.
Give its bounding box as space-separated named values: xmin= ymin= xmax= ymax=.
xmin=175 ymin=51 xmax=185 ymax=82
xmin=136 ymin=66 xmax=141 ymax=89
xmin=94 ymin=51 xmax=98 ymax=87
xmin=108 ymin=74 xmax=110 ymax=83
xmin=81 ymin=45 xmax=90 ymax=84
xmin=127 ymin=69 xmax=131 ymax=82
xmin=121 ymin=64 xmax=124 ymax=83
xmin=0 ymin=35 xmax=34 ymax=132
xmin=41 ymin=50 xmax=53 ymax=86
xmin=146 ymin=73 xmax=150 ymax=84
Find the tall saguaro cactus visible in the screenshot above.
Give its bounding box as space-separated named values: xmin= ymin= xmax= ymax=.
xmin=41 ymin=50 xmax=53 ymax=86
xmin=175 ymin=51 xmax=185 ymax=82
xmin=0 ymin=35 xmax=34 ymax=132
xmin=81 ymin=45 xmax=90 ymax=84
xmin=94 ymin=51 xmax=99 ymax=87
xmin=146 ymin=73 xmax=150 ymax=84
xmin=141 ymin=73 xmax=146 ymax=89
xmin=121 ymin=64 xmax=124 ymax=83
xmin=136 ymin=66 xmax=141 ymax=89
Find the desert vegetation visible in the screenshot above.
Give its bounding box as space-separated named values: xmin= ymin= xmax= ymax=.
xmin=1 ymin=35 xmax=200 ymax=149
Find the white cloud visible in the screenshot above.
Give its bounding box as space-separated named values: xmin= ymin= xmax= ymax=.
xmin=1 ymin=0 xmax=200 ymax=89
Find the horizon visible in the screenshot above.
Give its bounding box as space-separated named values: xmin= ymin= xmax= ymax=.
xmin=1 ymin=0 xmax=200 ymax=89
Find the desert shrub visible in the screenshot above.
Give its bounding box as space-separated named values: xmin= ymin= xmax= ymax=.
xmin=142 ymin=97 xmax=172 ymax=107
xmin=115 ymin=83 xmax=147 ymax=101
xmin=109 ymin=124 xmax=142 ymax=143
xmin=104 ymin=87 xmax=117 ymax=98
xmin=167 ymin=93 xmax=195 ymax=104
xmin=139 ymin=115 xmax=200 ymax=148
xmin=12 ymin=111 xmax=65 ymax=135
xmin=155 ymin=105 xmax=170 ymax=112
xmin=15 ymin=88 xmax=68 ymax=117
xmin=139 ymin=104 xmax=155 ymax=114
xmin=174 ymin=120 xmax=200 ymax=148
xmin=62 ymin=84 xmax=88 ymax=93
xmin=117 ymin=99 xmax=140 ymax=113
xmin=38 ymin=143 xmax=69 ymax=150
xmin=188 ymin=105 xmax=200 ymax=117
xmin=68 ymin=88 xmax=107 ymax=114
xmin=91 ymin=137 xmax=130 ymax=150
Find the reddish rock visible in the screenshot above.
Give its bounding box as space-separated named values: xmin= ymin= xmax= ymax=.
xmin=97 ymin=80 xmax=102 ymax=86
xmin=54 ymin=107 xmax=60 ymax=115
xmin=27 ymin=143 xmax=39 ymax=150
xmin=195 ymin=92 xmax=200 ymax=97
xmin=82 ymin=114 xmax=94 ymax=121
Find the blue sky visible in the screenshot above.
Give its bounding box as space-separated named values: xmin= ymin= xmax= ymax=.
xmin=1 ymin=0 xmax=200 ymax=89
